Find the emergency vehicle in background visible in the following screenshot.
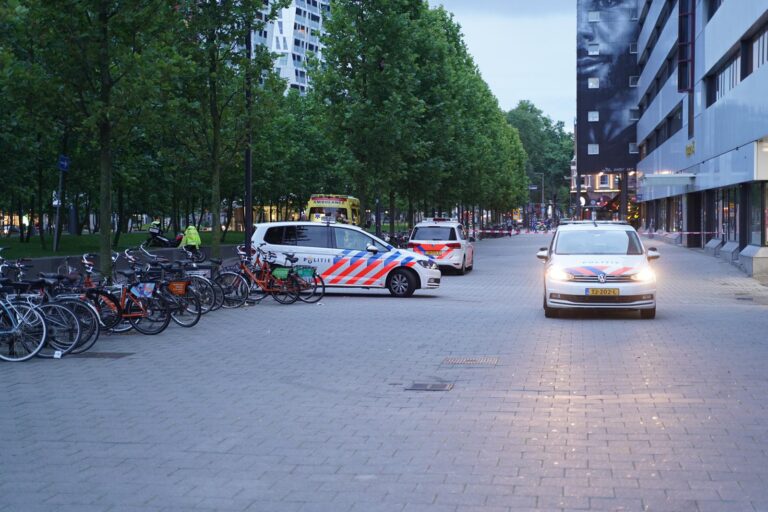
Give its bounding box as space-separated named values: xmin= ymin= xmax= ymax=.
xmin=307 ymin=195 xmax=360 ymax=225
xmin=407 ymin=218 xmax=475 ymax=275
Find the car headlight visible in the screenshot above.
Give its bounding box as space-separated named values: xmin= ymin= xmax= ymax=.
xmin=547 ymin=265 xmax=573 ymax=281
xmin=631 ymin=267 xmax=656 ymax=282
xmin=417 ymin=260 xmax=438 ymax=270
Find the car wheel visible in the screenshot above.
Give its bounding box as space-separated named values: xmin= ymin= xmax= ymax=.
xmin=457 ymin=256 xmax=466 ymax=275
xmin=640 ymin=308 xmax=656 ymax=319
xmin=543 ymin=295 xmax=558 ymax=318
xmin=387 ymin=269 xmax=416 ymax=297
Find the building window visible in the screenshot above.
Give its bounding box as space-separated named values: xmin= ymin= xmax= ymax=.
xmin=629 ymin=76 xmax=639 ymax=87
xmin=629 ymin=42 xmax=638 ymax=54
xmin=588 ymin=111 xmax=599 ymax=122
xmin=588 ymin=44 xmax=600 ymax=56
xmin=708 ymin=0 xmax=723 ymax=20
xmin=599 ymin=174 xmax=610 ymax=188
xmin=708 ymin=53 xmax=742 ymax=105
xmin=753 ymin=23 xmax=768 ymax=72
xmin=588 ymin=11 xmax=600 ymax=22
xmin=629 ymin=108 xmax=640 ymax=120
xmin=588 ymin=78 xmax=600 ymax=89
xmin=587 ymin=144 xmax=599 ymax=155
xmin=629 ymin=143 xmax=639 ymax=154
xmin=750 ymin=183 xmax=764 ymax=245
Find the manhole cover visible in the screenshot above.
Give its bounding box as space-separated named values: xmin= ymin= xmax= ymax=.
xmin=405 ymin=383 xmax=453 ymax=391
xmin=70 ymin=352 xmax=135 ymax=359
xmin=442 ymin=356 xmax=498 ymax=366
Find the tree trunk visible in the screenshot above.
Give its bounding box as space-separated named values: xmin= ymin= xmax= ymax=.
xmin=388 ymin=190 xmax=395 ymax=236
xmin=196 ymin=195 xmax=204 ymax=230
xmin=17 ymin=199 xmax=25 ymax=243
xmin=37 ymin=176 xmax=46 ymax=249
xmin=221 ymin=197 xmax=233 ymax=242
xmin=113 ymin=183 xmax=124 ymax=247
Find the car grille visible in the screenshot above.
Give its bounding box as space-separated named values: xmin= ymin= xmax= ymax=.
xmin=551 ymin=293 xmax=653 ymax=304
xmin=571 ymin=275 xmax=634 ymax=283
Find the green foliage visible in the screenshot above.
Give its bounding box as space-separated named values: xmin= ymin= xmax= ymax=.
xmin=506 ymin=100 xmax=575 ymax=209
xmin=1 ymin=0 xmax=555 ymax=261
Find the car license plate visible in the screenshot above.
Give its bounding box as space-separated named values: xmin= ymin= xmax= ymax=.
xmin=426 ymin=250 xmax=441 ymax=256
xmin=586 ymin=288 xmax=619 ymax=296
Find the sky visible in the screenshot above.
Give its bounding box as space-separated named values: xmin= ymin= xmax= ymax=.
xmin=428 ymin=0 xmax=576 ymax=130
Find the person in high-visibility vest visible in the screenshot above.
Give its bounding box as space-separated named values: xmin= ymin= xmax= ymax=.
xmin=180 ymin=225 xmax=202 ymax=249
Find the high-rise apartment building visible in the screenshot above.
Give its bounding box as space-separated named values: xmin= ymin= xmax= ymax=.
xmin=574 ymin=0 xmax=640 ymax=220
xmin=256 ymin=0 xmax=330 ymax=94
xmin=635 ymin=0 xmax=768 ymax=276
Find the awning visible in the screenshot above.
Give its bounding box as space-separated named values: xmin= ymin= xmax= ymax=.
xmin=641 ymin=173 xmax=696 ymax=186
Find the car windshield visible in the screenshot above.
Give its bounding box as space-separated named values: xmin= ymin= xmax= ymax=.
xmin=554 ymin=230 xmax=643 ymax=255
xmin=411 ymin=226 xmax=456 ymax=241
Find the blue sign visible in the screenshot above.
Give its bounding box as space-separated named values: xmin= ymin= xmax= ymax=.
xmin=58 ymin=155 xmax=70 ymax=172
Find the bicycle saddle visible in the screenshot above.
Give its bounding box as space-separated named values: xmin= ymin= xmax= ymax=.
xmin=39 ymin=272 xmax=67 ymax=280
xmin=284 ymin=253 xmax=299 ymax=264
xmin=117 ymin=270 xmax=135 ymax=278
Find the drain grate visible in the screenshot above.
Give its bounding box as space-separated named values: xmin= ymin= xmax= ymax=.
xmin=405 ymin=383 xmax=453 ymax=391
xmin=442 ymin=356 xmax=498 ymax=366
xmin=70 ymin=352 xmax=135 ymax=359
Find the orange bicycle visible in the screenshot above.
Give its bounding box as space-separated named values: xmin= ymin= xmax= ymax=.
xmin=235 ymin=244 xmax=324 ymax=304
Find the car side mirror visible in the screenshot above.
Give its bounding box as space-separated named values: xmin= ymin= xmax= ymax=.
xmin=366 ymin=244 xmax=379 ymax=253
xmin=647 ymin=247 xmax=660 ymax=261
xmin=536 ymin=249 xmax=548 ymax=261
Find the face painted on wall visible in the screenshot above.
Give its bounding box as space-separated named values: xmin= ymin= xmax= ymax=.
xmin=577 ymin=0 xmax=637 ymax=89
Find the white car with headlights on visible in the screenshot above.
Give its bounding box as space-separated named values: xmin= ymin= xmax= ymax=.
xmin=537 ymin=221 xmax=659 ymax=319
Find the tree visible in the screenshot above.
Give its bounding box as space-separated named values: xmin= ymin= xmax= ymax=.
xmin=506 ymin=100 xmax=574 ymax=211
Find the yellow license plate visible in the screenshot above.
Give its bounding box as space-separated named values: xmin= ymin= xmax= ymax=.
xmin=426 ymin=250 xmax=441 ymax=256
xmin=586 ymin=288 xmax=620 ymax=296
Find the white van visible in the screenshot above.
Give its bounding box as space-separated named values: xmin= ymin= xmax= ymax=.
xmin=252 ymin=222 xmax=441 ymax=297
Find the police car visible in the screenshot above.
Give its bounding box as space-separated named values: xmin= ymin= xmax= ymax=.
xmin=407 ymin=218 xmax=475 ymax=274
xmin=537 ymin=221 xmax=659 ymax=319
xmin=251 ymin=221 xmax=441 ymax=297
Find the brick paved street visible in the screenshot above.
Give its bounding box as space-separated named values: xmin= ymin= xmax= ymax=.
xmin=3 ymin=234 xmax=768 ymax=512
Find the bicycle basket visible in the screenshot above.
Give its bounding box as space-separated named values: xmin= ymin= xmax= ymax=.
xmin=130 ymin=282 xmax=156 ymax=298
xmin=167 ymin=280 xmax=189 ymax=296
xmin=271 ymin=266 xmax=290 ymax=280
xmin=295 ymin=266 xmax=316 ymax=278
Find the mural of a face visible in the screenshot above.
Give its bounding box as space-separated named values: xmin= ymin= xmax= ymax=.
xmin=578 ymin=0 xmax=636 ymax=88
xmin=577 ymin=0 xmax=638 ymax=169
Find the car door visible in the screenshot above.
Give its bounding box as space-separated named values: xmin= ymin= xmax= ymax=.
xmin=325 ymin=227 xmax=400 ymax=288
xmin=264 ymin=224 xmax=334 ymax=274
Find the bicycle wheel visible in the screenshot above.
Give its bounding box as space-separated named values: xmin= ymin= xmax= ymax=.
xmin=297 ymin=273 xmax=325 ymax=304
xmin=271 ymin=277 xmax=299 ymax=304
xmin=59 ymin=299 xmax=101 ymax=354
xmin=0 ymin=304 xmax=47 ymax=362
xmin=169 ymin=289 xmax=202 ymax=328
xmin=187 ymin=276 xmax=215 ymax=314
xmin=128 ymin=296 xmax=170 ymax=335
xmin=36 ymin=304 xmax=81 ymax=358
xmin=210 ymin=280 xmax=225 ymax=311
xmin=214 ymin=272 xmax=249 ymax=308
xmin=86 ymin=289 xmax=122 ymax=331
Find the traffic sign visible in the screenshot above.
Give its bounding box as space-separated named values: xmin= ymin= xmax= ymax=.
xmin=58 ymin=155 xmax=70 ymax=172
xmin=527 ymin=185 xmax=538 ymax=190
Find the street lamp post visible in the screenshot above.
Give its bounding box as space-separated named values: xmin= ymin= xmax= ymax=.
xmin=244 ymin=18 xmax=254 ymax=251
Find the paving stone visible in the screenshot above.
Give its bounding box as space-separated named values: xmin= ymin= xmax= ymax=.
xmin=3 ymin=236 xmax=768 ymax=511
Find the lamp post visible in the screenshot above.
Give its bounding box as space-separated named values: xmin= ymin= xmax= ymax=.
xmin=532 ymin=172 xmax=545 ymax=219
xmin=243 ymin=17 xmax=253 ymax=251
